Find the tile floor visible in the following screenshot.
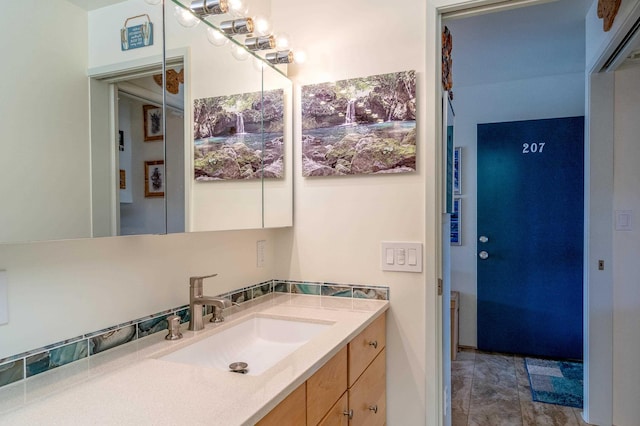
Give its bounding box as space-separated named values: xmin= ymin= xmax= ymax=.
xmin=452 ymin=349 xmax=591 ymax=426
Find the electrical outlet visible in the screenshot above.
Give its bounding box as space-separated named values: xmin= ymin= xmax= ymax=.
xmin=257 ymin=240 xmax=266 ymax=268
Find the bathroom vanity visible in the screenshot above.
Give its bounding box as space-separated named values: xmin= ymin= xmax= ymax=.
xmin=258 ymin=313 xmax=386 ymax=425
xmin=0 ymin=294 xmax=388 ymax=425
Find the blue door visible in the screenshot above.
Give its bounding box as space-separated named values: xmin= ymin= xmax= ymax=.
xmin=477 ymin=117 xmax=584 ymax=359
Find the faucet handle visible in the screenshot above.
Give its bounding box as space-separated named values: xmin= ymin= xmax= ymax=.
xmin=165 ymin=315 xmax=183 ymax=340
xmin=189 ymin=273 xmax=218 ymax=286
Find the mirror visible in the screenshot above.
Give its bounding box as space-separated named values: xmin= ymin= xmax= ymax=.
xmin=165 ymin=0 xmax=293 ymax=231
xmin=0 ymin=0 xmax=292 ymax=244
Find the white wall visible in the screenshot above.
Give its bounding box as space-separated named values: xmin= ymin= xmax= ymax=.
xmin=0 ymin=1 xmax=91 ymax=243
xmin=270 ymin=0 xmax=429 ymax=424
xmin=612 ymin=64 xmax=640 ymax=426
xmin=0 ymin=228 xmax=279 ymax=359
xmin=448 ymin=73 xmax=585 ymax=347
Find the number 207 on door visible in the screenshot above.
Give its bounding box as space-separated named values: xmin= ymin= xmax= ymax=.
xmin=522 ymin=142 xmax=545 ymax=154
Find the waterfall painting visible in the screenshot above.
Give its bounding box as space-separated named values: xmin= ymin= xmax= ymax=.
xmin=193 ymin=89 xmax=284 ymax=180
xmin=301 ymin=70 xmax=416 ymax=177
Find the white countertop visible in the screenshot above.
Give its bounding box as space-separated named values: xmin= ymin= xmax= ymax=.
xmin=0 ymin=294 xmax=388 ymax=425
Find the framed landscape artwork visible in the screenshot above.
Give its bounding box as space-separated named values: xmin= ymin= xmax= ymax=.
xmin=193 ymin=89 xmax=284 ymax=181
xmin=301 ymin=70 xmax=416 ymax=177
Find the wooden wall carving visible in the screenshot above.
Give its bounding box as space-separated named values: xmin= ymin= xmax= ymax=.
xmin=442 ymin=26 xmax=453 ymax=99
xmin=153 ymin=69 xmax=184 ymax=95
xmin=598 ymin=0 xmax=621 ymax=32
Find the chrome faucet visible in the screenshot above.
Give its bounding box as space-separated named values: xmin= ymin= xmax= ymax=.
xmin=188 ymin=274 xmax=233 ymax=331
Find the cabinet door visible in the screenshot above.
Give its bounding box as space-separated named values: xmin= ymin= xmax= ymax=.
xmin=348 ymin=313 xmax=386 ymax=386
xmin=256 ymin=383 xmax=306 ymax=426
xmin=318 ymin=392 xmax=349 ymax=426
xmin=307 ymin=345 xmax=348 ymax=425
xmin=348 ymin=349 xmax=386 ymax=426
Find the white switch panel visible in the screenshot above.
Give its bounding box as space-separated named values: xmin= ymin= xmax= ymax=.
xmin=0 ymin=271 xmax=7 ymax=325
xmin=381 ymin=242 xmax=422 ymax=272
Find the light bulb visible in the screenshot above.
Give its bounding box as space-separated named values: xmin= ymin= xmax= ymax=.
xmin=293 ymin=49 xmax=307 ymax=64
xmin=253 ymin=56 xmax=268 ymax=72
xmin=252 ymin=15 xmax=270 ymax=36
xmin=274 ymin=33 xmax=291 ymax=50
xmin=228 ymin=0 xmax=249 ymax=17
xmin=174 ymin=5 xmax=200 ymax=28
xmin=207 ymin=27 xmax=229 ymax=47
xmin=230 ymin=44 xmax=249 ymax=61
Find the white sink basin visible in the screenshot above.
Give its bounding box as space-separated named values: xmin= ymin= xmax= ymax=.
xmin=159 ymin=315 xmax=333 ymax=376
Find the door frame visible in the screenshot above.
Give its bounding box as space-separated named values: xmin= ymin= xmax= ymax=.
xmin=88 ymin=50 xmax=190 ymax=237
xmin=430 ymin=1 xmax=619 ymax=425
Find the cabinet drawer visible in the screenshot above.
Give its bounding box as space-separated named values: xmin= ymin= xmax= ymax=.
xmin=307 ymin=345 xmax=348 ymax=426
xmin=348 ymin=349 xmax=386 ymax=426
xmin=348 ymin=313 xmax=386 ymax=386
xmin=317 ymin=391 xmax=349 ymax=426
xmin=256 ymin=382 xmax=306 ymax=426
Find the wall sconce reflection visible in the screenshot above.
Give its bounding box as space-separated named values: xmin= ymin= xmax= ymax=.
xmin=191 ymin=0 xmax=229 ymax=16
xmin=244 ymin=35 xmax=276 ymax=51
xmin=266 ymin=50 xmax=294 ymax=64
xmin=220 ymin=18 xmax=254 ymax=35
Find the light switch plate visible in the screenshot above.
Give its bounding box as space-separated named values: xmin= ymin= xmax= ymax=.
xmin=381 ymin=242 xmax=423 ymax=272
xmin=0 ymin=270 xmax=7 ymax=325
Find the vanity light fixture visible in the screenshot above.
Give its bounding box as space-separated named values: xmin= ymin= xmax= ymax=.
xmin=207 ymin=27 xmax=229 ymax=47
xmin=168 ymin=0 xmax=307 ymax=68
xmin=292 ymin=49 xmax=307 ymax=64
xmin=274 ymin=33 xmax=291 ymax=50
xmin=174 ymin=5 xmax=200 ymax=27
xmin=220 ymin=18 xmax=254 ymax=35
xmin=252 ymin=15 xmax=271 ymax=36
xmin=227 ymin=0 xmax=249 ymax=18
xmin=244 ymin=35 xmax=276 ymax=51
xmin=190 ymin=0 xmax=229 ymax=17
xmin=265 ymin=50 xmax=294 ymax=64
xmin=230 ymin=44 xmax=250 ymax=61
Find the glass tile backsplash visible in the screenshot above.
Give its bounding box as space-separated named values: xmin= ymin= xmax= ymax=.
xmin=0 ymin=279 xmax=388 ymax=388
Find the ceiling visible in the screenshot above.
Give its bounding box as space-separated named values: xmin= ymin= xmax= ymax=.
xmin=444 ymin=0 xmax=593 ymax=88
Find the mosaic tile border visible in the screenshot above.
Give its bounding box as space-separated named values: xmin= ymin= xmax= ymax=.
xmin=0 ymin=279 xmax=388 ymax=388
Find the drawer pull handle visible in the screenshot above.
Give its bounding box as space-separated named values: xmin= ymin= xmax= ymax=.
xmin=369 ymin=405 xmax=378 ymax=414
xmin=343 ymin=409 xmax=353 ymax=419
xmin=369 ymin=340 xmax=378 ymax=349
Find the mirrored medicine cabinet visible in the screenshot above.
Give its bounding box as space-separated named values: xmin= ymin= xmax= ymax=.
xmin=0 ymin=0 xmax=293 ymax=245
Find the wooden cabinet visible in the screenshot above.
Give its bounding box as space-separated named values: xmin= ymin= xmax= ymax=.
xmin=257 ymin=313 xmax=386 ymax=426
xmin=348 ymin=313 xmax=386 ymax=387
xmin=348 ymin=349 xmax=385 ymax=426
xmin=256 ymin=382 xmax=306 ymax=426
xmin=318 ymin=392 xmax=349 ymax=426
xmin=307 ymin=346 xmax=348 ymax=425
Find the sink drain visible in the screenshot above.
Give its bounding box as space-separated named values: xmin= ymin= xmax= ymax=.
xmin=229 ymin=362 xmax=248 ymax=374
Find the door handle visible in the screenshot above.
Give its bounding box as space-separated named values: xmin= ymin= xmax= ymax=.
xmin=479 ymin=236 xmax=489 ymax=243
xmin=479 ymin=251 xmax=489 ymax=260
